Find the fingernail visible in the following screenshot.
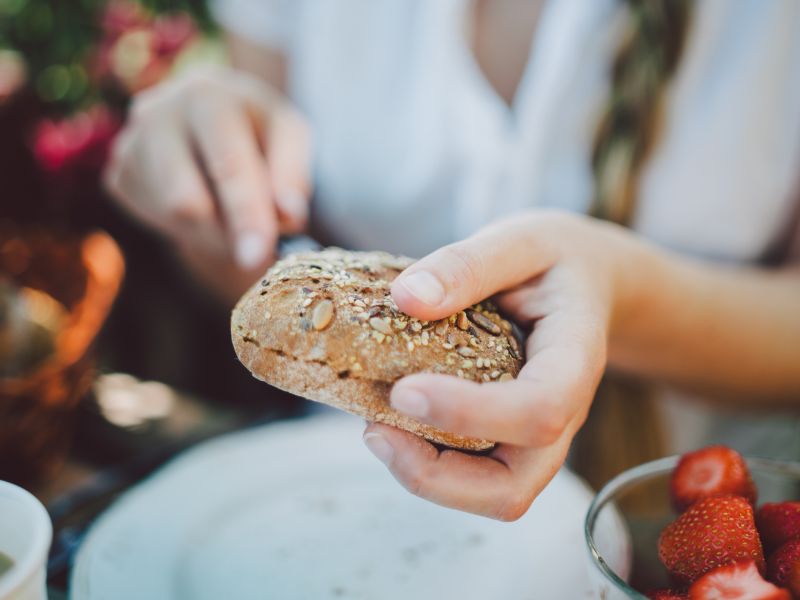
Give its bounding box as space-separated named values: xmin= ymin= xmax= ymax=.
xmin=399 ymin=271 xmax=445 ymax=306
xmin=235 ymin=232 xmax=267 ymax=269
xmin=277 ymin=189 xmax=308 ymax=223
xmin=363 ymin=432 xmax=395 ymax=466
xmin=391 ymin=388 xmax=429 ymax=418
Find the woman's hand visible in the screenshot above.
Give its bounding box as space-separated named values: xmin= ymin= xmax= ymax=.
xmin=104 ymin=66 xmax=312 ymax=273
xmin=363 ymin=211 xmax=655 ymax=520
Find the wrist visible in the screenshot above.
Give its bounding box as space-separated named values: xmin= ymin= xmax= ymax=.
xmin=603 ymin=225 xmax=675 ymax=350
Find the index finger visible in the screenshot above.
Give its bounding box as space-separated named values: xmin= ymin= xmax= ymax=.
xmin=187 ymin=91 xmax=278 ymax=269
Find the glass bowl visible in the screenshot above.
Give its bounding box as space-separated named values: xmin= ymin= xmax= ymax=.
xmin=584 ymin=455 xmax=800 ymax=599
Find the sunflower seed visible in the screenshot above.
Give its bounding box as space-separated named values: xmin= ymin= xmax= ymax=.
xmin=467 ymin=310 xmax=501 ymax=336
xmin=457 ymin=346 xmax=476 ymax=358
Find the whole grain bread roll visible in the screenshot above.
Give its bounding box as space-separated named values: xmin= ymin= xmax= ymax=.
xmin=231 ymin=248 xmax=523 ymax=451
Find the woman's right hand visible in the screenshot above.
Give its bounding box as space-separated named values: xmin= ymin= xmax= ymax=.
xmin=104 ymin=66 xmax=312 ymax=270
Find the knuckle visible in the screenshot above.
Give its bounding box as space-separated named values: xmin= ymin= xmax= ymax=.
xmin=525 ymin=401 xmax=567 ymax=446
xmin=165 ymin=193 xmax=212 ymax=225
xmin=400 ymin=463 xmax=434 ymax=499
xmin=435 ymin=401 xmax=470 ymax=436
xmin=205 ymin=151 xmax=248 ymax=186
xmin=128 ymin=93 xmax=153 ymax=121
xmin=278 ymin=106 xmax=311 ymax=139
xmin=104 ymin=131 xmax=138 ymax=195
xmin=180 ymin=67 xmax=227 ymax=94
xmin=108 ymin=127 xmax=135 ymax=164
xmin=439 ymin=245 xmax=485 ymax=295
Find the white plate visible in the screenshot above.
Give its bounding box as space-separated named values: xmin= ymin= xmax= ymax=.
xmin=71 ymin=415 xmax=628 ymax=600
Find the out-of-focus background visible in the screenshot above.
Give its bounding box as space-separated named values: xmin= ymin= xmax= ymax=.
xmin=0 ymin=2 xmax=303 ymax=588
xmin=1 ymin=0 xmax=289 ymax=403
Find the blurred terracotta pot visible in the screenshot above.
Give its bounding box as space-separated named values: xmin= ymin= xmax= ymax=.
xmin=0 ymin=227 xmax=124 ymax=486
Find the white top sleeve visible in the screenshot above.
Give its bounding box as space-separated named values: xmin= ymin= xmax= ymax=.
xmin=209 ymin=0 xmax=300 ymax=52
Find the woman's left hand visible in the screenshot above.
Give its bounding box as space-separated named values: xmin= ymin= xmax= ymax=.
xmin=362 ymin=210 xmax=656 ymax=520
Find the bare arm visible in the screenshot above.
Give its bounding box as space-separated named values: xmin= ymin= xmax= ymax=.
xmin=610 ymin=249 xmax=800 ymax=405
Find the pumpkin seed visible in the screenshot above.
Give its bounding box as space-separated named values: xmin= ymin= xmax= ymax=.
xmin=311 ymin=300 xmax=335 ymax=330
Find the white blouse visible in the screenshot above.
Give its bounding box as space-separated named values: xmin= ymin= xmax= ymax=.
xmin=212 ymin=0 xmax=800 ymax=457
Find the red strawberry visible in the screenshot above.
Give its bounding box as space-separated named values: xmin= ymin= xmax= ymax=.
xmin=648 ymin=590 xmax=688 ymax=599
xmin=757 ymin=502 xmax=800 ymax=552
xmin=688 ymin=561 xmax=790 ymax=599
xmin=671 ymin=446 xmax=756 ymax=512
xmin=659 ymin=496 xmax=765 ymax=585
xmin=789 ymin=561 xmax=800 ymax=600
xmin=766 ymin=538 xmax=800 ymax=598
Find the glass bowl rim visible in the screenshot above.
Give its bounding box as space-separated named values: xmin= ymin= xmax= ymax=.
xmin=583 ymin=454 xmax=800 ymax=599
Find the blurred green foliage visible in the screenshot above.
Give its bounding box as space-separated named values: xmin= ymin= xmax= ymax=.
xmin=0 ymin=0 xmax=213 ymax=112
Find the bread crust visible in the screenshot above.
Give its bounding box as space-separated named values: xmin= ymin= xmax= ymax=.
xmin=231 ymin=248 xmax=524 ymax=451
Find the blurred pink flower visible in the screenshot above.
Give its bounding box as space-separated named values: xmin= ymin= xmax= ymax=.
xmin=153 ymin=13 xmax=196 ymax=56
xmin=101 ymin=0 xmax=148 ymax=38
xmin=33 ymin=105 xmax=121 ymax=174
xmin=93 ymin=2 xmax=198 ymax=95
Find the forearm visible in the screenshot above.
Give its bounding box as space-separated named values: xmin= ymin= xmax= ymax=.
xmin=225 ymin=30 xmax=288 ymax=93
xmin=609 ymin=244 xmax=800 ymax=405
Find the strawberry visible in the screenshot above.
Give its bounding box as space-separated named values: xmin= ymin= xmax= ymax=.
xmin=688 ymin=561 xmax=790 ymax=599
xmin=648 ymin=590 xmax=688 ymax=599
xmin=766 ymin=537 xmax=800 ymax=598
xmin=658 ymin=495 xmax=765 ymax=585
xmin=671 ymin=446 xmax=756 ymax=512
xmin=789 ymin=561 xmax=800 ymax=600
xmin=756 ymin=502 xmax=800 ymax=552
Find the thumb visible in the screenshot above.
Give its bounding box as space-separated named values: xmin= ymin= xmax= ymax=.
xmin=391 ymin=217 xmax=558 ymax=321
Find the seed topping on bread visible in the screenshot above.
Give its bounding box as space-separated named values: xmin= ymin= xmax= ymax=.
xmin=231 ymin=248 xmax=525 ymax=450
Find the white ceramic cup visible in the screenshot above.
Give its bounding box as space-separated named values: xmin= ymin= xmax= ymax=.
xmin=0 ymin=481 xmax=52 ymax=600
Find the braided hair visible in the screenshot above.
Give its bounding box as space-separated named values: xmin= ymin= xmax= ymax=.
xmin=571 ymin=0 xmax=692 ymax=491
xmin=591 ymin=0 xmax=691 ymax=225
